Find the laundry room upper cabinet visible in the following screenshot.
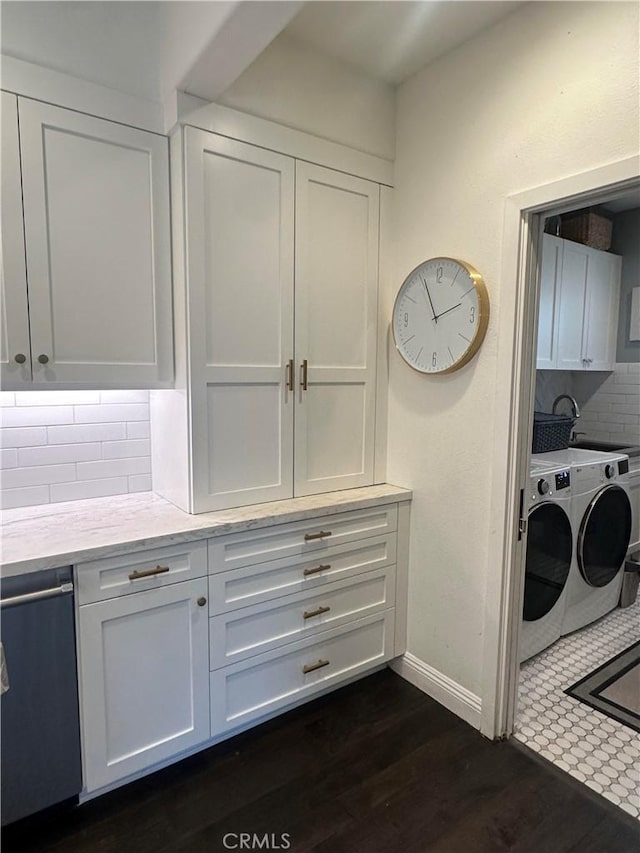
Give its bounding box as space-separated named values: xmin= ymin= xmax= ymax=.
xmin=536 ymin=235 xmax=621 ymax=371
xmin=0 ymin=96 xmax=172 ymax=389
xmin=157 ymin=125 xmax=383 ymax=513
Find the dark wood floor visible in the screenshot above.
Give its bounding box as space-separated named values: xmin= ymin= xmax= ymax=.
xmin=3 ymin=670 xmax=639 ymax=853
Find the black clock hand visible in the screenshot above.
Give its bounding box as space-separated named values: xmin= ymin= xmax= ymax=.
xmin=435 ymin=302 xmax=462 ymax=320
xmin=421 ymin=278 xmax=438 ymax=324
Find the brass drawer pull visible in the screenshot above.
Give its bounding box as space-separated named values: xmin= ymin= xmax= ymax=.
xmin=303 ymin=605 xmax=331 ymax=620
xmin=303 ymin=658 xmax=330 ymax=674
xmin=300 ymin=359 xmax=308 ymax=391
xmin=285 ymin=359 xmax=294 ymax=392
xmin=129 ymin=565 xmax=171 ymax=581
xmin=303 ymin=564 xmax=330 ymax=577
xmin=304 ymin=530 xmax=332 ymax=542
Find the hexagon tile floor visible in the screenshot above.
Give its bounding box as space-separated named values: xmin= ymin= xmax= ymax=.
xmin=515 ymin=598 xmax=640 ymax=820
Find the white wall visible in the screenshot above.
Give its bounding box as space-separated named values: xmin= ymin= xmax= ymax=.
xmin=218 ymin=33 xmax=396 ymax=160
xmin=388 ymin=1 xmax=640 ymax=698
xmin=0 ymin=391 xmax=151 ymax=509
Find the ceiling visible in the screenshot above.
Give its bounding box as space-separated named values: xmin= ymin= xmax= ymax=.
xmin=1 ymin=0 xmax=525 ymax=105
xmin=284 ymin=1 xmax=523 ymax=85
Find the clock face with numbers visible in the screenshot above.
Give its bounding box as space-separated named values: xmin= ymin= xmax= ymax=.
xmin=392 ymin=257 xmax=490 ymax=374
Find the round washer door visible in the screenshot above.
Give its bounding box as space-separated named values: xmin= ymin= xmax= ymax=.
xmin=523 ymin=502 xmax=572 ymax=622
xmin=578 ymin=484 xmax=632 ymax=588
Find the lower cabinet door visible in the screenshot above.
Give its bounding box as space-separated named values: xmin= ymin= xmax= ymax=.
xmin=211 ymin=609 xmax=395 ymax=735
xmin=78 ymin=579 xmax=210 ymax=792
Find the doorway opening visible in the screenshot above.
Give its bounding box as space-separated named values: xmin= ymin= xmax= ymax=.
xmin=482 ymin=157 xmax=640 ymax=817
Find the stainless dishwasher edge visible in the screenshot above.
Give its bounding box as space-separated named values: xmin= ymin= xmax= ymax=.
xmin=1 ymin=567 xmax=82 ymax=826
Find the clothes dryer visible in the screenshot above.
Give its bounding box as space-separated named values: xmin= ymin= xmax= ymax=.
xmin=520 ymin=460 xmax=573 ymax=662
xmin=562 ymin=452 xmax=632 ymax=634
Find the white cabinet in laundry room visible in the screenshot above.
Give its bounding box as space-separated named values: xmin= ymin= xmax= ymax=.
xmin=0 ymin=94 xmax=173 ymax=389
xmin=161 ymin=126 xmax=382 ymax=512
xmin=536 ymin=235 xmax=621 ymax=371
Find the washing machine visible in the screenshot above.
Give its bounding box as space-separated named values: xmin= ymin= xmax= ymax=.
xmin=562 ymin=451 xmax=632 ymax=634
xmin=520 ymin=459 xmax=573 ymax=662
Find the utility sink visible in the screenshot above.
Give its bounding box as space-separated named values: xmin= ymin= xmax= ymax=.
xmin=571 ymin=439 xmax=640 ymax=458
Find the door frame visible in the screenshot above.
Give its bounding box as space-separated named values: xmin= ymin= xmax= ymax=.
xmin=480 ymin=156 xmax=640 ymax=740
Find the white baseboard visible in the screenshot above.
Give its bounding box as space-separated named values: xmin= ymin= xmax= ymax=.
xmin=391 ymin=653 xmax=482 ymax=730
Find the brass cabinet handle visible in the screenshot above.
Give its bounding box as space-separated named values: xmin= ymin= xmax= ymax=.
xmin=14 ymin=353 xmax=27 ymax=364
xmin=285 ymin=359 xmax=294 ymax=392
xmin=37 ymin=354 xmax=49 ymax=364
xmin=197 ymin=597 xmax=207 ymax=607
xmin=303 ymin=658 xmax=330 ymax=674
xmin=303 ymin=564 xmax=330 ymax=576
xmin=304 ymin=530 xmax=332 ymax=541
xmin=300 ymin=359 xmax=308 ymax=391
xmin=303 ymin=605 xmax=331 ymax=620
xmin=129 ymin=565 xmax=171 ymax=581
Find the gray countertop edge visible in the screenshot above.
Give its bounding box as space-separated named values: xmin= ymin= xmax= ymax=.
xmin=0 ymin=485 xmax=413 ymax=578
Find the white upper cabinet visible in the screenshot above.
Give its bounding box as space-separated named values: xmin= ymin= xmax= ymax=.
xmin=536 ymin=235 xmax=621 ymax=371
xmin=185 ymin=130 xmax=295 ymax=510
xmin=294 ymin=162 xmax=379 ymax=496
xmin=0 ymin=92 xmax=32 ymax=386
xmin=1 ymin=96 xmax=173 ymax=389
xmin=160 ymin=127 xmax=384 ymax=512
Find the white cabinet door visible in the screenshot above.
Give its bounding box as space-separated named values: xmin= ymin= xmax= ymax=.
xmin=294 ymin=163 xmax=379 ymax=496
xmin=554 ymin=241 xmax=588 ymax=371
xmin=18 ymin=99 xmax=172 ymax=387
xmin=0 ymin=92 xmax=32 ymax=387
xmin=78 ymin=578 xmax=210 ymax=792
xmin=185 ymin=129 xmax=295 ymax=511
xmin=583 ymin=247 xmax=621 ymax=371
xmin=536 ymin=235 xmax=562 ymax=370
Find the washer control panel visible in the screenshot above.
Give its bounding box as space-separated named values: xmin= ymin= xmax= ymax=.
xmin=555 ymin=470 xmax=571 ymax=491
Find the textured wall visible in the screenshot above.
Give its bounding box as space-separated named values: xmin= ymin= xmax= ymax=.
xmin=388 ymin=1 xmax=640 ymax=697
xmin=612 ymin=208 xmax=640 ymax=363
xmin=0 ymin=391 xmax=151 ymax=509
xmin=218 ymin=33 xmax=396 ymax=161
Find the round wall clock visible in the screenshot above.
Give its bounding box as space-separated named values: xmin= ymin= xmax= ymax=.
xmin=392 ymin=257 xmax=490 ymax=374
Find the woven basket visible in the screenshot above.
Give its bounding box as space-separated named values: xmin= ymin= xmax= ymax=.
xmin=532 ymin=411 xmax=574 ymax=454
xmin=560 ymin=211 xmax=612 ymax=251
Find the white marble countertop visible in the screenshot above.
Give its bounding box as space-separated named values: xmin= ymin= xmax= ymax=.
xmin=0 ymin=484 xmax=412 ymax=578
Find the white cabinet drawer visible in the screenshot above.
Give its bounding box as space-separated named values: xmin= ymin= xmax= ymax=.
xmin=208 ymin=533 xmax=395 ymax=613
xmin=209 ymin=566 xmax=396 ymax=669
xmin=210 ymin=610 xmax=395 ymax=734
xmin=76 ymin=541 xmax=208 ymax=605
xmin=208 ymin=504 xmax=398 ymax=573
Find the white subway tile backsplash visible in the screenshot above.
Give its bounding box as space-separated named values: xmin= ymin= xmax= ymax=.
xmin=50 ymin=477 xmax=130 ymax=504
xmin=1 ymin=485 xmax=50 ymax=510
xmin=577 ymin=363 xmax=640 ymax=446
xmin=14 ymin=391 xmax=100 ymax=407
xmin=76 ymin=456 xmax=150 ymax=481
xmin=0 ymin=391 xmax=153 ymax=508
xmin=47 ymin=423 xmax=127 ymax=444
xmin=0 ymin=406 xmax=75 ymax=428
xmin=74 ymin=404 xmax=149 ymax=423
xmin=18 ymin=443 xmax=102 ymax=467
xmin=99 ymin=390 xmax=149 ymax=404
xmin=129 ymin=473 xmax=152 ymax=493
xmin=126 ymin=421 xmax=150 ymax=439
xmin=0 ymin=427 xmax=48 ymax=448
xmin=102 ymin=439 xmax=150 ymax=459
xmin=0 ymin=449 xmax=18 ymax=469
xmin=1 ymin=463 xmax=76 ymax=489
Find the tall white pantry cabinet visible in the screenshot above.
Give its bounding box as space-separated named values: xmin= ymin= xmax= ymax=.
xmin=152 ymin=120 xmax=391 ymax=513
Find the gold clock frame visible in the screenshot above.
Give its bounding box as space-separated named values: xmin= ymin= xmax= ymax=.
xmin=392 ymin=257 xmax=490 ymax=375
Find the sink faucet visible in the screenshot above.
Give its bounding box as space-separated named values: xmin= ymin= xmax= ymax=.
xmin=552 ymin=394 xmax=580 ymax=419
